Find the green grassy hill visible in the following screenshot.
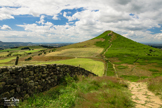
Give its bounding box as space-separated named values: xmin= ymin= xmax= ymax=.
xmin=95 ymin=30 xmax=162 ymax=65
xmin=93 ymin=30 xmax=162 ymax=80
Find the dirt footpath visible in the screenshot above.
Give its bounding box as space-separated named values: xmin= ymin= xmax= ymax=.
xmin=128 ymin=82 xmax=162 ymax=108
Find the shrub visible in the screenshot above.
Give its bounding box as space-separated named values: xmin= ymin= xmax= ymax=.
xmin=25 ymin=57 xmax=32 ymax=61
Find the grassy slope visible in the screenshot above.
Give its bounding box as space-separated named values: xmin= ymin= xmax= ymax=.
xmin=55 ymin=37 xmax=105 ymax=51
xmin=45 ymin=48 xmax=103 ymax=57
xmin=19 ymin=75 xmax=134 ymax=108
xmin=105 ymin=32 xmax=162 ymax=65
xmin=94 ymin=31 xmax=162 ymax=65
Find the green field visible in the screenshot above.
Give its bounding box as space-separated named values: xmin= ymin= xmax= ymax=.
xmin=20 ymin=58 xmax=104 ymax=76
xmin=46 ymin=48 xmax=103 ymax=57
xmin=12 ymin=51 xmax=25 ymax=55
xmin=0 ymin=57 xmax=16 ymax=63
xmin=54 ymin=58 xmax=104 ymax=76
xmin=0 ymin=52 xmax=9 ymax=56
xmin=25 ymin=49 xmax=46 ymax=53
xmin=0 ymin=48 xmax=21 ymax=52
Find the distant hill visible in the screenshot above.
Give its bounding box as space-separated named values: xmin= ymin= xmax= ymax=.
xmin=143 ymin=43 xmax=162 ymax=49
xmin=0 ymin=41 xmax=35 ymax=49
xmin=0 ymin=41 xmax=73 ymax=49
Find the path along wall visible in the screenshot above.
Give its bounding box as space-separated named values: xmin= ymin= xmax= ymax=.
xmin=0 ymin=64 xmax=97 ymax=104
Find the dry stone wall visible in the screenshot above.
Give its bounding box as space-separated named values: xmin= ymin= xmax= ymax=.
xmin=0 ymin=64 xmax=97 ymax=104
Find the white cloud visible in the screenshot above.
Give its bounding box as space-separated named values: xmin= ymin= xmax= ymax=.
xmin=63 ymin=12 xmax=67 ymax=18
xmin=0 ymin=0 xmax=162 ymax=42
xmin=45 ymin=22 xmax=53 ymax=27
xmin=0 ymin=14 xmax=14 ymax=20
xmin=52 ymin=15 xmax=59 ymax=20
xmin=36 ymin=15 xmax=45 ymax=24
xmin=1 ymin=25 xmax=12 ymax=30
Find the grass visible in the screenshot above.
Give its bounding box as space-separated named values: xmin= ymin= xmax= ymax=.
xmin=19 ymin=75 xmax=134 ymax=108
xmin=113 ymin=62 xmax=123 ymax=64
xmin=149 ymin=69 xmax=159 ymax=72
xmin=26 ymin=56 xmax=74 ymax=61
xmin=0 ymin=57 xmax=16 ymax=64
xmin=148 ymin=77 xmax=162 ymax=99
xmin=46 ymin=58 xmax=104 ymax=76
xmin=106 ymin=61 xmax=115 ymax=76
xmin=0 ymin=52 xmax=9 ymax=56
xmin=117 ymin=65 xmax=128 ymax=69
xmin=93 ymin=31 xmax=162 ymax=81
xmin=25 ymin=49 xmax=46 ymax=53
xmin=56 ymin=38 xmax=105 ymax=51
xmin=0 ymin=48 xmax=21 ymax=52
xmin=95 ymin=31 xmax=112 ymax=54
xmin=45 ymin=48 xmax=103 ymax=57
xmin=120 ymin=75 xmax=148 ymax=82
xmin=12 ymin=51 xmax=25 ymax=55
xmin=19 ymin=58 xmax=104 ymax=76
xmin=92 ymin=30 xmax=111 ymax=39
xmin=102 ymin=32 xmax=162 ymax=65
xmin=152 ymin=73 xmax=162 ymax=77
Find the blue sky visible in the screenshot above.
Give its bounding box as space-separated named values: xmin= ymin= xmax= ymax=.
xmin=0 ymin=8 xmax=84 ymax=31
xmin=0 ymin=0 xmax=162 ymax=43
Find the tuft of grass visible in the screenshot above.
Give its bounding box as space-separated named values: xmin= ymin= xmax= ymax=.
xmin=152 ymin=72 xmax=162 ymax=77
xmin=117 ymin=65 xmax=128 ymax=69
xmin=19 ymin=75 xmax=134 ymax=108
xmin=149 ymin=69 xmax=159 ymax=72
xmin=148 ymin=77 xmax=162 ymax=99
